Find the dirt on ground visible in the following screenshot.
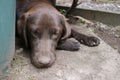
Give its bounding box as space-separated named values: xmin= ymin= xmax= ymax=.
xmin=71 ymin=18 xmax=120 ymax=54
xmin=68 ymin=18 xmax=120 ymax=53
xmin=87 ymin=22 xmax=120 ymax=53
xmin=57 ymin=0 xmax=120 ymax=53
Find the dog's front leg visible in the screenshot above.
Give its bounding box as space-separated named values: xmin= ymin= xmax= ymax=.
xmin=57 ymin=38 xmax=80 ymax=51
xmin=71 ymin=29 xmax=100 ymax=47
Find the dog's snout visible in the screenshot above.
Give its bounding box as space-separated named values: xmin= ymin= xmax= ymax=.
xmin=38 ymin=56 xmax=51 ymax=65
xmin=31 ymin=52 xmax=56 ymax=68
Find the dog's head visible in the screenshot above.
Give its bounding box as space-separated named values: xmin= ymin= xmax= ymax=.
xmin=17 ymin=6 xmax=71 ymax=68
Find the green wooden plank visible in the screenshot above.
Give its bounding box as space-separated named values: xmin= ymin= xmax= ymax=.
xmin=0 ymin=0 xmax=15 ymax=74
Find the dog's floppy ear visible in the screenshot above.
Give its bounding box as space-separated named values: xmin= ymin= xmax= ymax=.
xmin=17 ymin=13 xmax=29 ymax=47
xmin=60 ymin=15 xmax=71 ymax=40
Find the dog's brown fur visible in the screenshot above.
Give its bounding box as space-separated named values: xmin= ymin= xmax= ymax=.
xmin=16 ymin=0 xmax=100 ymax=68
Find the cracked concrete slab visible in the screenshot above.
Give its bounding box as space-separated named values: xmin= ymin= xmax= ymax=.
xmin=1 ymin=24 xmax=120 ymax=80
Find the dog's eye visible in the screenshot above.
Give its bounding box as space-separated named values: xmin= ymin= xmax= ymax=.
xmin=31 ymin=30 xmax=41 ymax=38
xmin=50 ymin=29 xmax=59 ymax=39
xmin=53 ymin=31 xmax=58 ymax=35
xmin=51 ymin=29 xmax=59 ymax=35
xmin=33 ymin=30 xmax=40 ymax=34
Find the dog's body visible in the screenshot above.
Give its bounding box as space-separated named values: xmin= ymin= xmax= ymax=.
xmin=16 ymin=0 xmax=100 ymax=68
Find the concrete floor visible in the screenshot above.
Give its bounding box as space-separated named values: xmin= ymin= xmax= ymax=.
xmin=1 ymin=24 xmax=120 ymax=80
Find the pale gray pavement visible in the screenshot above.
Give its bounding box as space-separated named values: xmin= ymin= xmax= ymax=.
xmin=1 ymin=24 xmax=120 ymax=80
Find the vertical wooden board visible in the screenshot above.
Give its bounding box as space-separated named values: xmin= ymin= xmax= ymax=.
xmin=0 ymin=0 xmax=15 ymax=74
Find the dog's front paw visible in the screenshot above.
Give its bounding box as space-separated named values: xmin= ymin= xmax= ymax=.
xmin=79 ymin=36 xmax=100 ymax=47
xmin=57 ymin=38 xmax=80 ymax=51
xmin=85 ymin=36 xmax=100 ymax=47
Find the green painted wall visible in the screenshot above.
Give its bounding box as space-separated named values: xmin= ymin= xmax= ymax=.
xmin=0 ymin=0 xmax=15 ymax=74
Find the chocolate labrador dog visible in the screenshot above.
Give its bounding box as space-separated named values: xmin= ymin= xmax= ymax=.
xmin=16 ymin=0 xmax=100 ymax=68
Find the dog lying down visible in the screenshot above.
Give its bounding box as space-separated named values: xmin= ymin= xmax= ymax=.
xmin=16 ymin=0 xmax=100 ymax=68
